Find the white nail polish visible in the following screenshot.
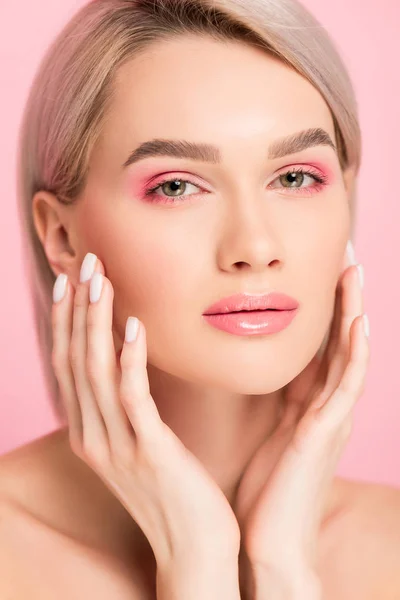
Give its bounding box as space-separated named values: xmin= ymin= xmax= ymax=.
xmin=346 ymin=239 xmax=357 ymax=266
xmin=80 ymin=253 xmax=97 ymax=283
xmin=356 ymin=264 xmax=364 ymax=289
xmin=90 ymin=273 xmax=103 ymax=303
xmin=363 ymin=314 xmax=370 ymax=338
xmin=125 ymin=317 xmax=139 ymax=343
xmin=53 ymin=274 xmax=68 ymax=303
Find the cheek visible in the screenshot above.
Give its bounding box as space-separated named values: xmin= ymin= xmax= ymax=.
xmin=307 ymin=194 xmax=350 ymax=281
xmin=94 ymin=227 xmax=194 ymax=322
xmin=77 ymin=201 xmax=200 ymax=324
xmin=118 ymin=244 xmax=184 ymax=308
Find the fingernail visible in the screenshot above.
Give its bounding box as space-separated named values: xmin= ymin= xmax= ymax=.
xmin=125 ymin=317 xmax=139 ymax=343
xmin=362 ymin=313 xmax=370 ymax=338
xmin=90 ymin=273 xmax=103 ymax=303
xmin=53 ymin=274 xmax=68 ymax=303
xmin=80 ymin=252 xmax=97 ymax=283
xmin=356 ymin=264 xmax=364 ymax=289
xmin=346 ymin=239 xmax=357 ymax=266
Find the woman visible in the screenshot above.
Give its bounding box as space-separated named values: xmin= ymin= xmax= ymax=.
xmin=1 ymin=0 xmax=399 ymax=598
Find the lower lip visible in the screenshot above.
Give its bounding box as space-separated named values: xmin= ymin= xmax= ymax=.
xmin=202 ymin=309 xmax=298 ymax=336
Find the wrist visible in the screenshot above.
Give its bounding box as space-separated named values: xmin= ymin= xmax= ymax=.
xmin=251 ymin=562 xmax=322 ymax=600
xmin=156 ymin=555 xmax=241 ymax=600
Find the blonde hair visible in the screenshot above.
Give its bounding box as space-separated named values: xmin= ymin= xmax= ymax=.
xmin=16 ymin=0 xmax=361 ymax=424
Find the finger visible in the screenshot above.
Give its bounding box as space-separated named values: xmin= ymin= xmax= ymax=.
xmin=290 ymin=315 xmax=369 ymax=536
xmin=318 ymin=313 xmax=369 ymax=425
xmin=70 ymin=272 xmax=108 ymax=452
xmin=280 ymin=256 xmax=351 ymax=427
xmin=51 ymin=276 xmax=83 ymax=450
xmin=315 ymin=271 xmax=345 ymax=389
xmin=316 ymin=240 xmax=359 ymax=384
xmin=119 ymin=317 xmax=164 ymax=444
xmin=275 ymin=318 xmax=369 ymax=558
xmin=86 ymin=272 xmax=138 ymax=454
xmin=313 ymin=264 xmax=363 ymax=408
xmin=324 ymin=264 xmax=364 ymax=395
xmin=279 ymin=354 xmax=321 ymax=430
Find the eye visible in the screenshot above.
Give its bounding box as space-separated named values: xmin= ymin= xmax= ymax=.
xmin=144 ymin=178 xmax=202 ymax=204
xmin=270 ymin=166 xmax=328 ymax=195
xmin=143 ymin=166 xmax=329 ymax=205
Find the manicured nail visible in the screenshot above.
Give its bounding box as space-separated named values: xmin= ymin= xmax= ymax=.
xmin=90 ymin=273 xmax=103 ymax=303
xmin=356 ymin=264 xmax=364 ymax=289
xmin=53 ymin=274 xmax=68 ymax=303
xmin=362 ymin=313 xmax=370 ymax=338
xmin=80 ymin=252 xmax=97 ymax=283
xmin=346 ymin=239 xmax=357 ymax=266
xmin=125 ymin=317 xmax=139 ymax=343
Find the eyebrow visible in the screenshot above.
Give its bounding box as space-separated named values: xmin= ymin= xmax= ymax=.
xmin=122 ymin=127 xmax=337 ymax=168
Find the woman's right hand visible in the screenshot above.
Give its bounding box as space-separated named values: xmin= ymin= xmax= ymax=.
xmin=51 ymin=252 xmax=241 ymax=570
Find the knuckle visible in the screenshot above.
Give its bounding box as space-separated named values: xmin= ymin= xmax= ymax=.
xmin=318 ymin=404 xmax=353 ymax=444
xmin=86 ymin=353 xmax=101 ymax=380
xmin=306 ymin=406 xmax=325 ymax=430
xmin=119 ymin=383 xmax=133 ymax=406
xmin=69 ymin=431 xmax=83 ymax=457
xmin=86 ymin=315 xmax=98 ymax=334
xmin=81 ymin=438 xmax=109 ymax=468
xmin=135 ymin=436 xmax=163 ymax=472
xmin=296 ymin=411 xmax=317 ymax=444
xmin=307 ymin=408 xmax=335 ymax=442
xmin=86 ymin=345 xmax=109 ymax=371
xmin=119 ymin=385 xmax=149 ymax=417
xmin=69 ymin=341 xmax=81 ymax=367
xmin=340 ymin=412 xmax=353 ymax=440
xmin=51 ymin=348 xmax=64 ymax=373
xmin=110 ymin=439 xmax=137 ymax=470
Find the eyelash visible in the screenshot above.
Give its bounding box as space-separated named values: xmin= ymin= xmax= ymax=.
xmin=143 ymin=166 xmax=329 ymax=204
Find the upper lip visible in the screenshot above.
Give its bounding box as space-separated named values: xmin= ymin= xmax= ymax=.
xmin=203 ymin=292 xmax=300 ymax=315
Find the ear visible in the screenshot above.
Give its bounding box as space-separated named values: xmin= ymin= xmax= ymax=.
xmin=342 ymin=164 xmax=357 ymax=198
xmin=32 ymin=191 xmax=79 ymax=281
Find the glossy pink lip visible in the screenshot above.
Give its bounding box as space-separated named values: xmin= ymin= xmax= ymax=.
xmin=203 ymin=292 xmax=299 ymax=315
xmin=203 ymin=308 xmax=299 ymax=336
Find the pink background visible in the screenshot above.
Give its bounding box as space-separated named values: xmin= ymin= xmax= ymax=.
xmin=1 ymin=1 xmax=399 ymax=487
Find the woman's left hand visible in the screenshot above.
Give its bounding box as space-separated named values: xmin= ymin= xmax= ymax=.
xmin=233 ymin=257 xmax=370 ymax=596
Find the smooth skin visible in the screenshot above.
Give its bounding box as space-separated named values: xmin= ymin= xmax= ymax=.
xmin=235 ymin=260 xmax=369 ymax=597
xmin=48 ymin=243 xmax=368 ymax=599
xmin=1 ymin=34 xmax=400 ymax=599
xmin=53 ymin=256 xmax=242 ymax=599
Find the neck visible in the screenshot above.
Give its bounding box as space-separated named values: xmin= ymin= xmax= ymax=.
xmin=146 ymin=364 xmax=347 ymax=528
xmin=146 ymin=363 xmax=286 ymax=506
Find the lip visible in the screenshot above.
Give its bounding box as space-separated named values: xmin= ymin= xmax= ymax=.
xmin=202 ymin=308 xmax=298 ymax=336
xmin=203 ymin=292 xmax=299 ymax=315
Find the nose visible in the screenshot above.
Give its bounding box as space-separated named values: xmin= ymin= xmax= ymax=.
xmin=217 ymin=203 xmax=282 ymax=274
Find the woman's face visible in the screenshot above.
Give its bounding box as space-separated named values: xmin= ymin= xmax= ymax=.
xmin=72 ymin=35 xmax=351 ymax=394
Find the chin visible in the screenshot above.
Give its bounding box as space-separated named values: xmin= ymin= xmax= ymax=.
xmin=224 ymin=370 xmax=295 ymax=396
xmin=184 ymin=357 xmax=301 ymax=395
xmin=206 ymin=338 xmax=324 ymax=395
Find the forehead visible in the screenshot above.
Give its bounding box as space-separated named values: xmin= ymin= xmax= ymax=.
xmin=102 ymin=35 xmax=335 ymax=158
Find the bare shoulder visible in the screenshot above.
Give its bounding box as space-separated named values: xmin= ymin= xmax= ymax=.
xmin=0 ymin=428 xmax=70 ymax=499
xmin=0 ymin=427 xmax=131 ymax=548
xmin=0 ymin=428 xmax=89 ymax=541
xmin=321 ymin=477 xmax=400 ymax=598
xmin=345 ymin=477 xmax=400 ymax=552
xmin=0 ymin=499 xmax=151 ymax=599
xmin=0 ymin=429 xmax=155 ymax=599
xmin=350 ymin=478 xmax=400 ymax=581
